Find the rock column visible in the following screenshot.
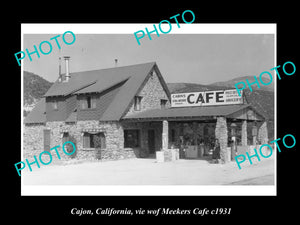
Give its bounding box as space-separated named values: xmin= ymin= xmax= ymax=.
xmin=162 ymin=120 xmax=169 ymax=150
xmin=215 ymin=117 xmax=228 ymax=163
xmin=241 ymin=120 xmax=247 ymax=146
xmin=258 ymin=121 xmax=268 ymax=144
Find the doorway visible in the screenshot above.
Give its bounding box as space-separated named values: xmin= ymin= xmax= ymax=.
xmin=148 ymin=129 xmax=155 ymax=154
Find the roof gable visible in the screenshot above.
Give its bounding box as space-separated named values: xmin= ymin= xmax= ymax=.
xmin=99 ymin=62 xmax=157 ymax=121
xmin=26 ymin=62 xmax=161 ymax=123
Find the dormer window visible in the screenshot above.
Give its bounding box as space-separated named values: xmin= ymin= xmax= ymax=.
xmin=52 ymin=100 xmax=58 ymax=110
xmin=87 ymin=96 xmax=92 ymax=108
xmin=134 ymin=96 xmax=142 ymax=111
xmin=81 ymin=95 xmax=97 ymax=109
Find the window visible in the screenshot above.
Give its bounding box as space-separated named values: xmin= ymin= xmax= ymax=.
xmin=83 ymin=132 xmax=106 ymax=149
xmin=124 ymin=129 xmax=140 ymax=148
xmin=134 ymin=96 xmax=142 ymax=111
xmin=87 ymin=96 xmax=92 ymax=108
xmin=62 ymin=132 xmax=69 ymax=144
xmin=52 ymin=100 xmax=58 ymax=110
xmin=160 ymin=99 xmax=168 ymax=109
xmin=81 ymin=96 xmax=97 ymax=109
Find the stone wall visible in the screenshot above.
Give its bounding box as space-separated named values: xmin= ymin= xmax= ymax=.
xmin=163 ymin=148 xmax=179 ymax=162
xmin=23 ymin=123 xmax=46 ymax=159
xmin=215 ymin=117 xmax=228 ymax=163
xmin=258 ymin=121 xmax=268 ymax=144
xmin=23 ymin=120 xmax=138 ymax=163
xmin=23 ymin=120 xmax=165 ymax=163
xmin=125 ymin=69 xmax=170 ymax=117
xmin=241 ymin=120 xmax=247 ymax=146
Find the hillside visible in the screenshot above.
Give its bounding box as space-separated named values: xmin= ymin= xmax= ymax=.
xmin=210 ymin=75 xmax=274 ymax=92
xmin=167 ymin=82 xmax=229 ymax=93
xmin=23 ymin=71 xmax=53 ymax=116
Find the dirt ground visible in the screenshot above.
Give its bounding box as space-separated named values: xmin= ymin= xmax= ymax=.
xmin=22 ymin=155 xmax=275 ymax=185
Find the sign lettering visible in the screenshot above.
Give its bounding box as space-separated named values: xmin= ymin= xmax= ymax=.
xmin=171 ymin=89 xmax=243 ymax=107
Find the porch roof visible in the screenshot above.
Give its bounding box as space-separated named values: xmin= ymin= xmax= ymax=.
xmin=122 ymin=104 xmax=265 ymax=121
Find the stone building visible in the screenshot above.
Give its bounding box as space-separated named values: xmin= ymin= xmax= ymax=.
xmin=24 ymin=59 xmax=268 ymax=163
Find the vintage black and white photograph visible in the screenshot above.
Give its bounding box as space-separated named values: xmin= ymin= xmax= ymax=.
xmin=21 ymin=24 xmax=276 ymax=195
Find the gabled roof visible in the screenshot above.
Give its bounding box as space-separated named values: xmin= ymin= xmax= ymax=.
xmin=44 ymin=65 xmax=132 ymax=97
xmin=24 ymin=98 xmax=46 ymax=124
xmin=100 ymin=62 xmax=170 ymax=121
xmin=44 ymin=62 xmax=157 ymax=98
xmin=25 ymin=62 xmax=169 ymax=123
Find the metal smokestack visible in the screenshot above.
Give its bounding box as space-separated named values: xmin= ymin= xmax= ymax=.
xmin=58 ymin=57 xmax=62 ymax=82
xmin=64 ymin=56 xmax=70 ymax=82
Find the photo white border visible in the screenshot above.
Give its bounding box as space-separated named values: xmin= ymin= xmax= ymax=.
xmin=21 ymin=23 xmax=277 ymax=196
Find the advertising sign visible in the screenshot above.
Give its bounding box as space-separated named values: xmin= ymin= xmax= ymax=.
xmin=171 ymin=89 xmax=243 ymax=108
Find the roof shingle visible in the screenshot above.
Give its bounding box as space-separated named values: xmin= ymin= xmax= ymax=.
xmin=25 ymin=62 xmax=159 ymax=123
xmin=24 ymin=98 xmax=46 ymax=124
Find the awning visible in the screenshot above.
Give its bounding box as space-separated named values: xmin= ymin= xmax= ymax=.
xmin=122 ymin=104 xmax=265 ymax=122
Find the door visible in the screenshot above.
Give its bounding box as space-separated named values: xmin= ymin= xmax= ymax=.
xmin=148 ymin=130 xmax=155 ymax=154
xmin=43 ymin=129 xmax=51 ymax=151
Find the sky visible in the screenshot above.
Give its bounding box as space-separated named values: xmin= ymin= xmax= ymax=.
xmin=23 ymin=33 xmax=275 ymax=84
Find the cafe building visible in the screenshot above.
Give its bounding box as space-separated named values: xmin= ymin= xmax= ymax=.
xmin=24 ymin=60 xmax=268 ymax=163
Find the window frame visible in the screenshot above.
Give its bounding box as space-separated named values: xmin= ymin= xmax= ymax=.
xmin=83 ymin=132 xmax=106 ymax=149
xmin=81 ymin=95 xmax=97 ymax=110
xmin=124 ymin=129 xmax=141 ymax=148
xmin=52 ymin=100 xmax=58 ymax=110
xmin=86 ymin=96 xmax=92 ymax=109
xmin=134 ymin=96 xmax=142 ymax=111
xmin=160 ymin=99 xmax=168 ymax=109
xmin=62 ymin=132 xmax=69 ymax=144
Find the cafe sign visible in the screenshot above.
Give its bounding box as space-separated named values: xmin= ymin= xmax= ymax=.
xmin=171 ymin=89 xmax=243 ymax=108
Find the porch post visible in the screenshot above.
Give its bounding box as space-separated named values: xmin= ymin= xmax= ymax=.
xmin=162 ymin=120 xmax=169 ymax=150
xmin=215 ymin=116 xmax=228 ymax=163
xmin=258 ymin=121 xmax=268 ymax=144
xmin=241 ymin=120 xmax=247 ymax=146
